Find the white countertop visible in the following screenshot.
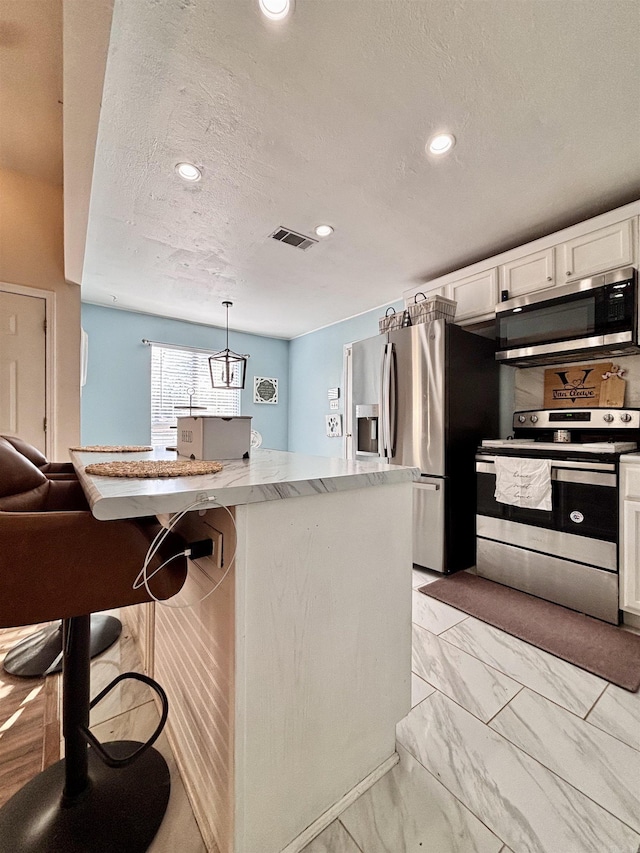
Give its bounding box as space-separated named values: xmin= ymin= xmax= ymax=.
xmin=620 ymin=452 xmax=640 ymax=464
xmin=70 ymin=448 xmax=420 ymax=520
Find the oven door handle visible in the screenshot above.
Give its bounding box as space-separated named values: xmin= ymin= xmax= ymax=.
xmin=476 ymin=456 xmax=616 ymax=472
xmin=554 ymin=469 xmax=616 ymax=487
xmin=476 ymin=458 xmax=616 ymax=487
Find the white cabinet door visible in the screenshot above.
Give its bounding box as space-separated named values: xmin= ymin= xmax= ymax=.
xmin=499 ymin=248 xmax=555 ymax=300
xmin=405 ymin=283 xmax=445 ymax=305
xmin=445 ymin=268 xmax=498 ymax=323
xmin=621 ymin=500 xmax=640 ymax=616
xmin=562 ymin=219 xmax=634 ymax=281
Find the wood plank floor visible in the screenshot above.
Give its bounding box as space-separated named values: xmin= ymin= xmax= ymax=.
xmin=0 ymin=616 xmax=207 ymax=852
xmin=0 ymin=622 xmax=61 ymax=808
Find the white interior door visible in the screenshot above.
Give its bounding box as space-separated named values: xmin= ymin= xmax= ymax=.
xmin=0 ymin=290 xmax=47 ymax=452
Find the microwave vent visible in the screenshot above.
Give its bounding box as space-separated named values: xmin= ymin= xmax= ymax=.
xmin=269 ymin=227 xmax=317 ymax=251
xmin=498 ymin=342 xmax=640 ymax=367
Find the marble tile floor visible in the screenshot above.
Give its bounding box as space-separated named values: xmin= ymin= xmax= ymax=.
xmin=304 ymin=567 xmax=640 ymax=853
xmin=2 ymin=574 xmax=640 ymax=852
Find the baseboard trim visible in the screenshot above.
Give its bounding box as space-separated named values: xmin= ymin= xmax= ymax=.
xmin=622 ymin=610 xmax=640 ymax=630
xmin=280 ymin=752 xmax=399 ymax=853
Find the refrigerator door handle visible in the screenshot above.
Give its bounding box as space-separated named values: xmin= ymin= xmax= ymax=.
xmin=380 ymin=344 xmax=389 ymax=458
xmin=380 ymin=343 xmax=394 ymax=459
xmin=388 ymin=344 xmax=397 ymax=458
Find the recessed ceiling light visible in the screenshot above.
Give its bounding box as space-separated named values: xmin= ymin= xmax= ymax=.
xmin=427 ymin=133 xmax=456 ymax=155
xmin=175 ymin=162 xmax=202 ymax=182
xmin=259 ymin=0 xmax=292 ymax=21
xmin=314 ymin=224 xmax=334 ymax=238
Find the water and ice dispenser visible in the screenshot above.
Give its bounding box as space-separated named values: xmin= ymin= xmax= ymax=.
xmin=355 ymin=404 xmax=379 ymax=455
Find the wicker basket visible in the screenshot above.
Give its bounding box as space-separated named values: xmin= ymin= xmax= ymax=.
xmin=406 ymin=292 xmax=457 ymax=326
xmin=378 ymin=306 xmax=406 ymax=334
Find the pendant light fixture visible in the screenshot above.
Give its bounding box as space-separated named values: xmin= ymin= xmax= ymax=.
xmin=209 ymin=301 xmax=249 ymax=390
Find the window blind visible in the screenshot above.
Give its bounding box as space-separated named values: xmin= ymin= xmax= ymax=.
xmin=150 ymin=345 xmax=241 ymax=447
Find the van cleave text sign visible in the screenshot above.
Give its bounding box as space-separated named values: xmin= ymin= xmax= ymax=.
xmin=543 ymin=362 xmax=625 ymax=409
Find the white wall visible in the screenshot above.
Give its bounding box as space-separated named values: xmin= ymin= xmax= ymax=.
xmin=0 ymin=168 xmax=81 ymax=458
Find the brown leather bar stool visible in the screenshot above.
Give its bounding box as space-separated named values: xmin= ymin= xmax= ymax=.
xmin=0 ymin=436 xmax=122 ymax=678
xmin=1 ymin=434 xmax=77 ymax=477
xmin=0 ymin=438 xmax=188 ymax=852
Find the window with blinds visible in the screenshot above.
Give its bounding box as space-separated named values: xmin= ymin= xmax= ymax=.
xmin=150 ymin=344 xmax=241 ymax=447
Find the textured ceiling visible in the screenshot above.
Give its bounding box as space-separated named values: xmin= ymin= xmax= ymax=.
xmin=78 ymin=0 xmax=640 ymax=339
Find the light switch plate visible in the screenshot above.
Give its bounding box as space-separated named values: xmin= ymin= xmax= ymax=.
xmin=326 ymin=415 xmax=342 ymax=437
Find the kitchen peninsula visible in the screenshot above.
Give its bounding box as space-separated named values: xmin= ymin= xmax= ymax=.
xmin=71 ymin=448 xmax=418 ymax=853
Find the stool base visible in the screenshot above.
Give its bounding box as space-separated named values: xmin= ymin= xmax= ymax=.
xmin=0 ymin=741 xmax=170 ymax=852
xmin=3 ymin=614 xmax=122 ymax=678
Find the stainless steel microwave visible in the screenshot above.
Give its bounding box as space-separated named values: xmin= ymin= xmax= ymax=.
xmin=495 ymin=266 xmax=638 ymax=366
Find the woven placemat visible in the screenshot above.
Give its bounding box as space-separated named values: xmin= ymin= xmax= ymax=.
xmin=84 ymin=459 xmax=223 ymax=478
xmin=70 ymin=445 xmax=154 ymax=452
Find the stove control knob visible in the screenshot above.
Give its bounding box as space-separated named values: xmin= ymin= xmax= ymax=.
xmin=530 ymin=415 xmax=538 ymax=423
xmin=603 ymin=413 xmax=614 ymax=423
xmin=518 ymin=415 xmax=526 ymax=423
xmin=620 ymin=413 xmax=633 ymax=423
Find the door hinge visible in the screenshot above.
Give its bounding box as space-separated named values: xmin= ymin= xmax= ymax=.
xmin=43 ymin=319 xmax=47 ymax=332
xmin=43 ymin=417 xmax=47 ymax=432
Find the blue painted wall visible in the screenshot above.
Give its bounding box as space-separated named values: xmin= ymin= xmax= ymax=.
xmin=288 ymin=301 xmax=402 ymax=457
xmin=81 ymin=304 xmax=289 ymax=449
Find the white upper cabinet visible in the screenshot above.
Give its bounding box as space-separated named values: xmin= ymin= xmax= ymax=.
xmin=402 ymin=203 xmax=639 ymax=327
xmin=562 ymin=219 xmax=634 ymax=281
xmin=445 ymin=268 xmax=498 ymax=323
xmin=499 ymin=248 xmax=555 ymax=300
xmin=414 ymin=282 xmax=446 ymax=299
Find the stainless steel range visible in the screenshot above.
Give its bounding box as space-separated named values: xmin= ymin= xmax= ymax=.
xmin=475 ymin=408 xmax=640 ymax=624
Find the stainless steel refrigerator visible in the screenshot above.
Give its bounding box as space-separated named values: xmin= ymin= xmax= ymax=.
xmin=351 ymin=319 xmax=498 ymax=573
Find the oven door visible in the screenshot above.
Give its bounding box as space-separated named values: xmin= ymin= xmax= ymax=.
xmin=475 ymin=456 xmax=619 ymax=623
xmin=476 ymin=457 xmax=617 ymax=543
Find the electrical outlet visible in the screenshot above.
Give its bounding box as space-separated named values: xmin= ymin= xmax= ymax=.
xmin=201 ymin=521 xmax=223 ymax=568
xmin=329 ymin=399 xmax=339 ymax=410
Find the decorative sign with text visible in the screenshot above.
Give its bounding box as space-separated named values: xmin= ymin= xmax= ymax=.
xmin=543 ymin=362 xmax=623 ymax=408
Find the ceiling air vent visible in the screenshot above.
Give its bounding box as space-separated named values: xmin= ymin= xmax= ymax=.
xmin=270 ymin=227 xmax=318 ymax=251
